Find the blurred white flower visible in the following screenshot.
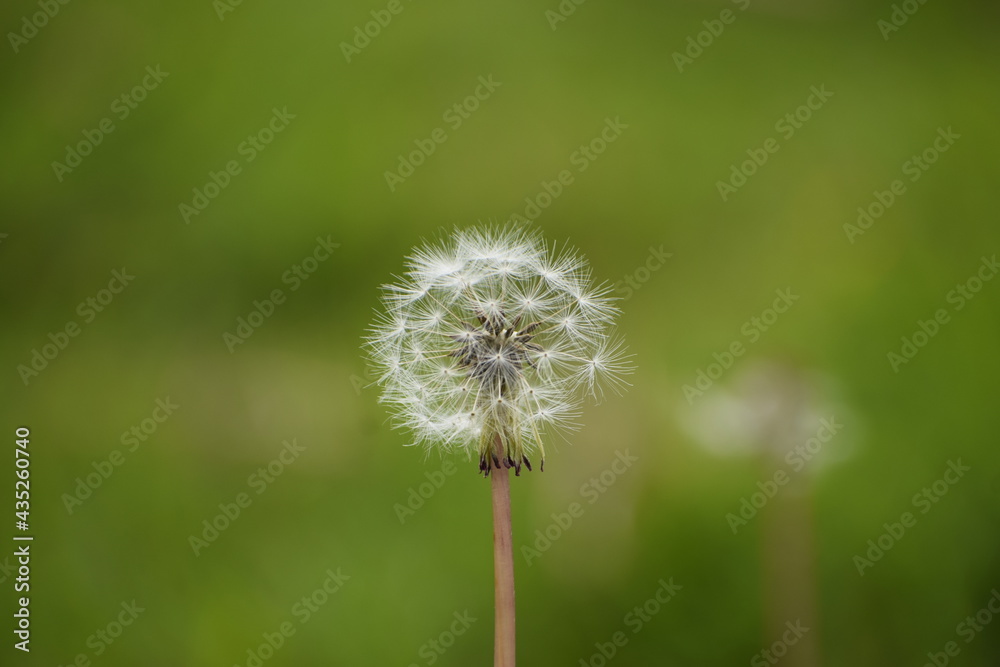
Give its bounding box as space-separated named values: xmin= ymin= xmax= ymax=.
xmin=366 ymin=224 xmax=632 ymax=475
xmin=677 ymin=358 xmax=857 ymax=476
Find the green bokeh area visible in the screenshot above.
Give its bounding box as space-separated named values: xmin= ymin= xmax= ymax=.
xmin=2 ymin=0 xmax=1000 ymax=664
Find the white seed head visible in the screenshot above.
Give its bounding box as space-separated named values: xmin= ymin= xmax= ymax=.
xmin=365 ymin=223 xmax=633 ymax=476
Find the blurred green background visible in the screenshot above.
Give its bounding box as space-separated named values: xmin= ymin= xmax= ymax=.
xmin=2 ymin=0 xmax=1000 ymax=664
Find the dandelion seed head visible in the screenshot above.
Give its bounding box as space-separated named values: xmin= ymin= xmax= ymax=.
xmin=365 ymin=223 xmax=633 ymax=475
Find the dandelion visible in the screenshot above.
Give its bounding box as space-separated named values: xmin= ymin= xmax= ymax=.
xmin=367 ymin=223 xmax=631 ymax=472
xmin=365 ymin=222 xmax=632 ymax=666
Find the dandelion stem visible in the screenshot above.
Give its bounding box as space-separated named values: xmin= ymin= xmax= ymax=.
xmin=491 ymin=434 xmax=516 ymax=667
